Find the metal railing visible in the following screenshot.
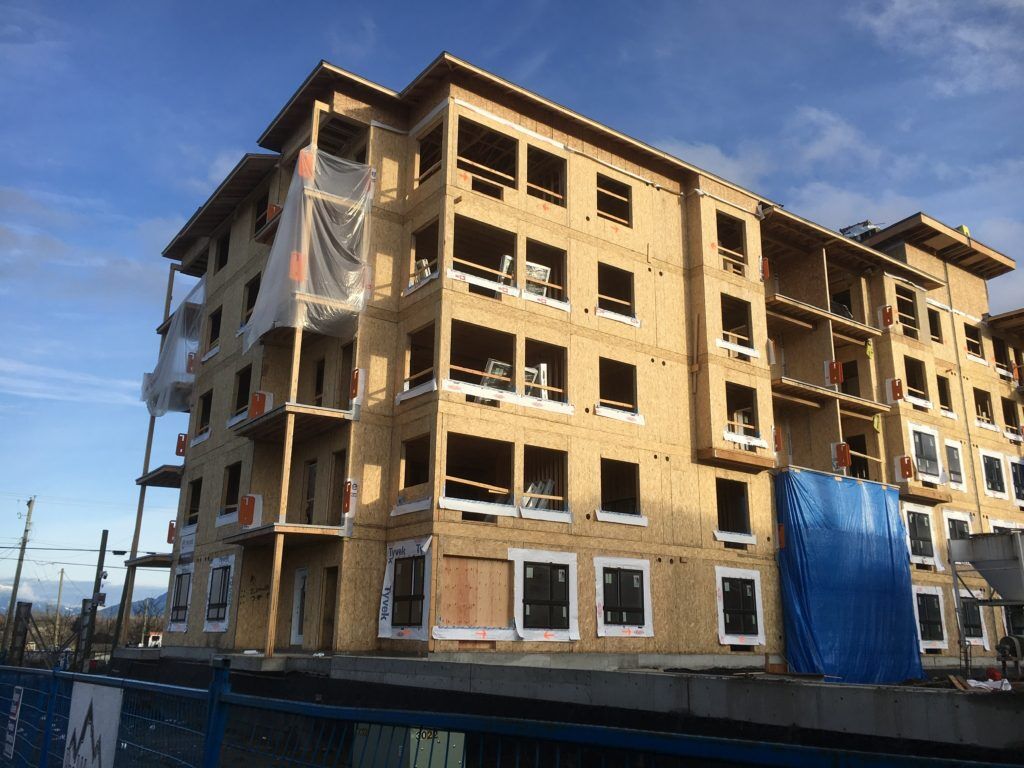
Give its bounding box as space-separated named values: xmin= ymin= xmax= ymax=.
xmin=0 ymin=663 xmax=1009 ymax=767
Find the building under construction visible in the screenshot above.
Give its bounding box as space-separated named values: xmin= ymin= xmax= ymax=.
xmin=124 ymin=53 xmax=1024 ymax=681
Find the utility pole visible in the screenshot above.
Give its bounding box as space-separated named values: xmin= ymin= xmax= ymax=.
xmin=2 ymin=496 xmax=34 ymax=655
xmin=78 ymin=529 xmax=108 ymax=671
xmin=53 ymin=567 xmax=65 ymax=647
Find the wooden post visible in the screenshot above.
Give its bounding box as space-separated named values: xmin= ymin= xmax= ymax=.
xmin=264 ymin=532 xmax=285 ymax=657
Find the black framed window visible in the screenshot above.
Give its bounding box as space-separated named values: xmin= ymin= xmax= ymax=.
xmin=206 ymin=565 xmax=231 ymax=621
xmin=907 ymin=511 xmax=934 ymax=558
xmin=912 ymin=430 xmax=939 ymax=477
xmin=983 ymin=455 xmax=1006 ymax=493
xmin=186 ymin=478 xmax=202 ymax=527
xmin=392 ymin=556 xmax=425 ymax=627
xmin=945 ymin=444 xmax=963 ymax=485
xmin=721 ymin=577 xmax=758 ymax=636
xmin=916 ymin=592 xmax=943 ymax=641
xmin=947 ymin=517 xmax=970 ymax=542
xmin=170 ymin=571 xmax=191 ymax=623
xmin=1011 ymin=462 xmax=1024 ymax=503
xmin=603 ymin=568 xmax=644 ymax=626
xmin=1006 ymin=605 xmax=1024 ymax=635
xmin=961 ymin=598 xmax=983 ymax=639
xmin=523 ymin=561 xmax=569 ymax=629
xmin=716 ymin=479 xmax=750 ymax=535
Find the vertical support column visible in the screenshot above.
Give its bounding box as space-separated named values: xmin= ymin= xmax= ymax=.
xmin=201 ymin=659 xmax=231 ymax=767
xmin=263 ymin=533 xmax=285 ymax=657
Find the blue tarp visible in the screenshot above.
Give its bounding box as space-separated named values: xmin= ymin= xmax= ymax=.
xmin=775 ymin=469 xmax=924 ymax=684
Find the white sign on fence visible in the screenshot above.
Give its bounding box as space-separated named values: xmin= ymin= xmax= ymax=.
xmin=3 ymin=685 xmax=22 ymax=760
xmin=62 ymin=682 xmax=123 ymax=768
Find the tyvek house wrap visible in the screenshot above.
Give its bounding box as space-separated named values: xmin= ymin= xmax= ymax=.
xmin=141 ymin=278 xmax=205 ymax=417
xmin=243 ymin=147 xmax=374 ymax=352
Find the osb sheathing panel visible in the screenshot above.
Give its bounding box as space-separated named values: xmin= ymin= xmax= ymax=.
xmin=691 ymin=184 xmax=763 ymax=275
xmin=773 ymin=249 xmax=827 ymax=307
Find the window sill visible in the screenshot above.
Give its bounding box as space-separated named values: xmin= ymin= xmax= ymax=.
xmin=723 ymin=430 xmax=767 ymax=449
xmin=595 ymin=509 xmax=648 ymax=527
xmin=909 ymin=554 xmax=937 ymax=567
xmin=391 ymin=497 xmax=432 ymax=517
xmin=439 ymin=496 xmax=517 ymax=517
xmin=215 ymin=511 xmax=238 ymax=527
xmin=715 ymin=338 xmax=760 ymax=359
xmin=432 ymin=626 xmax=517 ymax=641
xmin=975 ymin=420 xmax=1000 ymax=432
xmin=441 ymin=378 xmax=516 ymax=404
xmin=984 ymin=489 xmax=1009 ymax=501
xmin=594 ymin=404 xmax=645 ymax=425
xmin=966 ymin=353 xmax=988 ymax=366
xmin=403 ymin=271 xmax=439 ymax=297
xmin=918 ymin=640 xmax=948 ymax=652
xmin=594 ymin=307 xmax=640 ymax=328
xmin=1004 ymin=431 xmax=1023 ymax=444
xmin=997 ymin=366 xmax=1014 ymax=380
xmin=520 ymin=395 xmax=574 ymax=415
xmin=940 ymin=408 xmax=958 ymax=420
xmin=180 ymin=522 xmax=198 ymax=536
xmin=166 ymin=621 xmax=188 ymax=634
xmin=905 ymin=395 xmax=932 ymax=410
xmin=523 ymin=290 xmax=570 ymax=313
xmin=190 ymin=431 xmax=211 ymax=448
xmin=714 ymin=530 xmax=756 ymax=545
xmin=201 ymin=345 xmax=220 ymax=363
xmin=203 ymin=621 xmax=230 ymax=634
xmin=447 ymin=267 xmax=519 ymax=297
xmin=516 ymin=627 xmax=576 ymax=642
xmin=395 ymin=378 xmax=437 ymax=404
xmin=226 ymin=412 xmax=248 ymax=428
xmin=519 ymin=506 xmax=571 ymax=523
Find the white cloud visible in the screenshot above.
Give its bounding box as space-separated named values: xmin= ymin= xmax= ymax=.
xmin=328 ymin=16 xmax=377 ymax=63
xmin=0 ymin=356 xmax=140 ymax=405
xmin=848 ymin=0 xmax=1024 ymax=95
xmin=656 ymin=139 xmax=773 ymax=190
xmin=786 ymin=107 xmax=883 ymax=170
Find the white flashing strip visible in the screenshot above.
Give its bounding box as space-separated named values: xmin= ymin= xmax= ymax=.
xmin=190 ymin=431 xmax=211 ymax=448
xmin=165 ymin=561 xmax=194 ymax=634
xmin=958 ymin=588 xmax=991 ymax=651
xmin=912 ymin=585 xmax=948 ymax=651
xmin=203 ymin=553 xmax=235 ymax=634
xmin=439 ymin=496 xmax=517 ymax=518
xmin=694 ymin=188 xmax=760 ymax=217
xmin=522 ymin=290 xmax=570 ymax=313
xmin=989 ymin=518 xmax=1023 ymax=531
xmin=519 ymin=505 xmax=572 ymax=523
xmin=904 ymin=395 xmax=933 ymax=410
xmin=595 ymin=404 xmax=645 ymax=425
xmin=883 ymin=272 xmax=929 ymax=294
xmin=715 ymin=338 xmax=761 ymax=359
xmin=431 ymin=626 xmax=517 ymax=641
xmin=714 ymin=530 xmax=757 ymax=545
xmin=201 ymin=345 xmax=220 ymax=363
xmin=508 ymin=548 xmax=579 ymax=642
xmin=395 ymin=378 xmax=437 ymax=405
xmin=370 ymin=119 xmax=405 ymax=135
xmin=441 ymin=377 xmax=517 ymax=403
xmin=595 ymin=306 xmax=641 ymax=328
xmin=519 ymin=395 xmax=575 ymax=416
xmin=723 ymin=430 xmax=768 ymax=449
xmin=595 ymin=509 xmax=648 ymax=527
xmin=226 ymin=412 xmax=248 ymax=428
xmin=214 ymin=511 xmax=238 ymax=528
xmin=391 ymin=497 xmax=432 ymax=517
xmin=715 ymin=566 xmax=766 ymax=646
xmin=966 ymin=353 xmax=989 ymax=367
xmin=940 ymin=408 xmax=958 ymax=420
xmin=975 ymin=420 xmax=1000 ymax=432
xmin=378 ymin=536 xmax=432 ymax=641
xmin=447 ymin=267 xmax=520 ymax=297
xmin=997 ymin=366 xmax=1014 ymax=380
xmin=926 ymin=297 xmax=952 ymax=312
xmin=1005 ymin=431 xmax=1024 ymax=444
xmin=924 ymin=296 xmax=983 ymax=322
xmin=594 ymin=556 xmax=654 ymax=638
xmin=402 ymin=271 xmax=439 ymax=297
xmin=453 ymin=98 xmax=566 ymax=152
xmin=409 ymin=98 xmax=450 ymax=140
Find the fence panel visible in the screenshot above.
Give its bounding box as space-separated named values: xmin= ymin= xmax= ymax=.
xmin=116 ymin=685 xmax=207 ymax=767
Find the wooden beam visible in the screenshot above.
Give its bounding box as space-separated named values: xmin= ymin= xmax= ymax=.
xmin=771 ymin=390 xmax=821 ymax=409
xmin=264 ymin=532 xmax=285 ymax=657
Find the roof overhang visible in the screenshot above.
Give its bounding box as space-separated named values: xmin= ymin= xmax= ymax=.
xmin=760 ymin=207 xmax=944 ymax=290
xmin=988 ymin=307 xmax=1024 ymax=337
xmin=864 ymin=212 xmax=1015 ymax=280
xmin=163 ymin=153 xmax=279 ymax=271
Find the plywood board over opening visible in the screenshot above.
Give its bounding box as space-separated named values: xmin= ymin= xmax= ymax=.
xmin=437 ymin=555 xmax=513 ymax=628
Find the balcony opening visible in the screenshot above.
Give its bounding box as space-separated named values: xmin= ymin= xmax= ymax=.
xmin=597 ymin=262 xmax=635 ymax=318
xmin=186 ymin=478 xmax=202 ymax=527
xmin=964 ymin=324 xmax=983 ymax=357
xmin=523 ymin=446 xmax=568 ymax=513
xmin=402 ymin=435 xmax=431 ymax=489
xmin=600 ymin=458 xmax=640 ymax=516
xmin=215 ymin=229 xmax=231 ymax=273
xmin=598 ymin=357 xmax=637 ymax=413
xmin=994 ymin=337 xmax=1012 ymax=371
xmin=716 ymin=211 xmax=746 ymax=276
xmin=405 ymin=323 xmax=435 ymax=392
xmin=313 ymin=358 xmax=326 ymax=406
xmin=329 ymin=450 xmax=347 ymax=525
xmin=830 ymin=287 xmax=854 ymax=320
xmin=526 ymin=146 xmax=566 ymax=206
xmin=318 ymin=117 xmax=368 ymax=162
xmin=409 ymin=220 xmax=439 ymax=291
xmin=456 ymin=118 xmax=517 ymax=199
xmin=716 ymin=479 xmax=750 ymax=549
xmin=1003 ymin=397 xmax=1021 ymax=432
xmin=450 ymin=320 xmax=515 ymax=405
xmin=839 ymin=361 xmax=860 ymax=397
xmin=524 ymin=339 xmax=566 ymax=403
xmin=524 ymin=240 xmax=567 ymax=302
xmin=444 ymin=433 xmax=513 ymax=522
xmin=974 ymin=388 xmax=994 ymax=425
xmin=895 ymin=286 xmax=918 ymax=340
xmin=725 ymin=383 xmax=758 ymax=449
xmin=416 ymin=123 xmax=443 ymax=185
xmin=596 ymin=174 xmax=632 ymax=227
xmin=847 ymin=434 xmax=869 ymax=480
xmin=197 ymin=390 xmax=213 ymax=435
xmin=721 ymin=295 xmax=753 ymax=360
xmin=232 ymin=365 xmax=252 ymax=417
xmin=221 ymin=462 xmax=241 ymax=518
xmin=937 ymin=375 xmax=953 ymax=412
xmin=927 ymin=308 xmax=943 ymax=343
xmin=453 ymin=215 xmax=516 ymax=297
xmin=904 ymin=356 xmax=928 ymax=403
xmin=301 ymin=459 xmax=317 ymax=524
xmin=242 ymin=273 xmax=260 ymax=327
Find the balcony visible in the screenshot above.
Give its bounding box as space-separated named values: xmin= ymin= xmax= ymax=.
xmin=224 ymin=522 xmax=346 ymax=548
xmin=136 ymin=464 xmax=184 ymax=488
xmin=771 ymin=377 xmax=888 ymax=418
xmin=232 ymin=402 xmax=354 ymax=441
xmin=765 ymin=293 xmax=880 ymax=343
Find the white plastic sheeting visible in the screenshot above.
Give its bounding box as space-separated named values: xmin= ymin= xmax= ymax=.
xmin=243 ymin=147 xmax=374 ymax=351
xmin=142 ymin=278 xmax=205 ymax=417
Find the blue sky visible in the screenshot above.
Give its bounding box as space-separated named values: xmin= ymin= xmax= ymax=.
xmin=2 ymin=0 xmax=1022 ymax=606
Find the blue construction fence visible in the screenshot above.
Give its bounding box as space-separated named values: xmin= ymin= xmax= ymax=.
xmin=0 ymin=663 xmax=1011 ymax=768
